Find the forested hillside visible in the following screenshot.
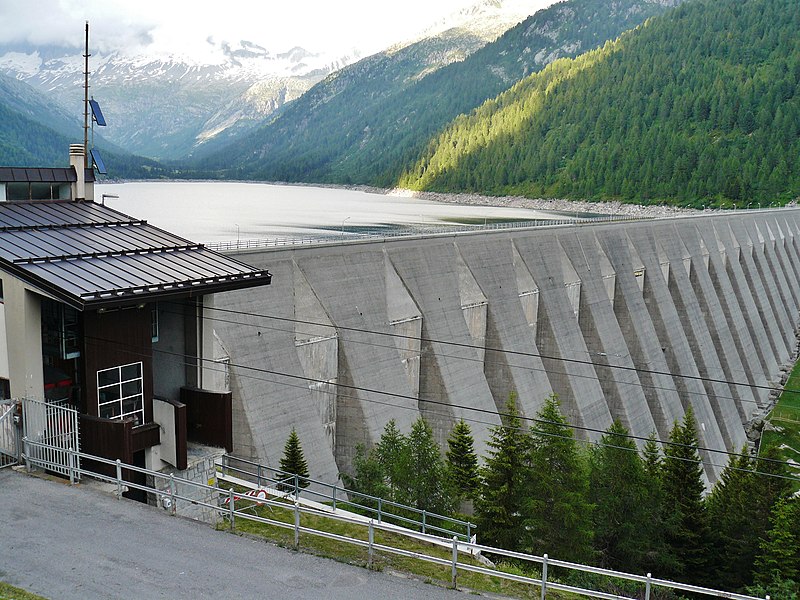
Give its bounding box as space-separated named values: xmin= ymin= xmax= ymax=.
xmin=0 ymin=104 xmax=166 ymax=178
xmin=198 ymin=0 xmax=682 ymax=186
xmin=400 ymin=0 xmax=800 ymax=206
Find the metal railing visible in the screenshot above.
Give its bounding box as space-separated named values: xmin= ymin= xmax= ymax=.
xmin=20 ymin=438 xmax=768 ymax=600
xmin=0 ymin=400 xmax=20 ymax=468
xmin=219 ymin=455 xmax=474 ymax=542
xmin=206 ymin=215 xmax=648 ymax=253
xmin=21 ymin=398 xmax=80 ymax=478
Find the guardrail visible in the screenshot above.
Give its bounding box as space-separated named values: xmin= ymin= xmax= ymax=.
xmin=20 ymin=437 xmax=768 ymax=600
xmin=219 ymin=454 xmax=474 ymax=542
xmin=205 ymin=215 xmax=647 ymax=252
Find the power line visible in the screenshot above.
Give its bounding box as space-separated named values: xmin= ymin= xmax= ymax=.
xmin=190 ymin=301 xmax=794 ymax=399
xmin=88 ymin=324 xmax=789 ymax=475
xmin=158 ymin=304 xmax=768 ymax=411
xmin=64 ymin=325 xmax=800 ymax=481
xmin=146 ymin=344 xmax=800 ymax=484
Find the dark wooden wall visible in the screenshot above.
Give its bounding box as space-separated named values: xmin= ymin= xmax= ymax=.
xmin=81 ymin=306 xmax=154 ymax=422
xmin=181 ymin=386 xmax=232 ymax=452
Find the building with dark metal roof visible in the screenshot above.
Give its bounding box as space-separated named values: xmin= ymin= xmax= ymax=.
xmin=0 ymin=200 xmax=271 ymax=310
xmin=0 ymin=151 xmax=272 ymax=486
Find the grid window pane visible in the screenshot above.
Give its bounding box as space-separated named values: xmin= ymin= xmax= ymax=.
xmin=97 ymin=362 xmax=144 ymax=425
xmin=99 ymin=386 xmax=120 ymax=404
xmin=97 ymin=369 xmax=119 ymax=387
xmin=100 ymin=403 xmax=121 ymax=419
xmin=122 ymin=380 xmax=142 ymax=398
xmin=121 ymin=363 xmax=141 ymax=381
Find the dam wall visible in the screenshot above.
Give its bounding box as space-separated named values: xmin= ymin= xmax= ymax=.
xmin=213 ymin=209 xmax=800 ymax=485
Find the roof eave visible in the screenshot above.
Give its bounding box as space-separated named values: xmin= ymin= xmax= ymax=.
xmin=0 ymin=260 xmax=271 ymax=311
xmin=79 ymin=273 xmax=273 ymax=311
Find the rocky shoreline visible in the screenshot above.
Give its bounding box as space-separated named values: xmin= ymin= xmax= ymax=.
xmin=290 ymin=179 xmax=700 ymax=217
xmin=382 ymin=188 xmax=699 ymax=218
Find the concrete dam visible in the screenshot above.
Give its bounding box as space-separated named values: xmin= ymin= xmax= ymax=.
xmin=211 ymin=209 xmax=800 ymax=485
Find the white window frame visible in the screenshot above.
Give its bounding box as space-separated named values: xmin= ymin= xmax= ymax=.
xmin=97 ymin=362 xmax=144 ymax=426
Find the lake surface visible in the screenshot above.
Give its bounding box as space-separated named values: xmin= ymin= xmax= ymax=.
xmin=96 ymin=181 xmax=560 ymax=244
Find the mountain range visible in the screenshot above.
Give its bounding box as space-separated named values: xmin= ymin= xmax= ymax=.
xmin=399 ymin=0 xmax=800 ymax=206
xmin=196 ymin=0 xmax=684 ymax=185
xmin=0 ymin=0 xmax=541 ymax=161
xmin=0 ymin=0 xmax=797 ymax=207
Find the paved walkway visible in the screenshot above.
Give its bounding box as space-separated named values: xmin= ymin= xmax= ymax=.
xmin=0 ymin=469 xmax=464 ymax=600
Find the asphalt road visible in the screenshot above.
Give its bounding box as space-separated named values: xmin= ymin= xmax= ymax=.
xmin=0 ymin=469 xmax=464 ymax=599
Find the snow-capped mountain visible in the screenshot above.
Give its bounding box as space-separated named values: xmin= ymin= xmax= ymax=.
xmin=0 ymin=38 xmax=359 ymax=160
xmin=407 ymin=0 xmax=549 ymax=46
xmin=0 ymin=0 xmax=547 ymax=162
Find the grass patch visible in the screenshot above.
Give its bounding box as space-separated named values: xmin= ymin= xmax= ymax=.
xmin=0 ymin=582 xmax=47 ymax=600
xmin=760 ymin=359 xmax=800 ymax=491
xmin=218 ymin=491 xmax=660 ymax=599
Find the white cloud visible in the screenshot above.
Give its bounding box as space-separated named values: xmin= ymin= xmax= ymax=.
xmin=0 ymin=0 xmax=503 ymax=58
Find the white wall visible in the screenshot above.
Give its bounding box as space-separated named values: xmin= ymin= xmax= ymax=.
xmin=0 ymin=289 xmax=9 ymax=382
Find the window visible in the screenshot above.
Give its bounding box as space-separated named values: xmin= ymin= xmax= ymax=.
xmin=0 ymin=378 xmax=9 ymax=401
xmin=98 ymin=362 xmax=144 ymax=426
xmin=41 ymin=300 xmax=80 ymax=359
xmin=151 ymin=305 xmax=159 ymax=342
xmin=0 ymin=279 xmax=3 ymax=303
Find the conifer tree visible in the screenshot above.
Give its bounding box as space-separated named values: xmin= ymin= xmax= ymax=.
xmin=752 ymin=496 xmax=800 ymax=590
xmin=474 ymin=393 xmax=527 ymax=551
xmin=403 ymin=417 xmax=451 ymax=514
xmin=642 ymin=431 xmax=662 ymax=480
xmin=706 ymin=448 xmax=764 ymax=590
xmin=375 ymin=419 xmax=408 ymax=502
xmin=279 ymin=427 xmax=309 ymax=491
xmin=524 ymin=394 xmax=593 ymax=563
xmin=589 ymin=420 xmax=650 ymax=572
xmin=343 ymin=443 xmax=387 ymax=503
xmin=445 ymin=418 xmax=480 ymax=502
xmin=639 ymin=430 xmax=675 ymax=575
xmin=660 ymin=408 xmax=711 ymax=583
xmin=752 ymin=444 xmax=794 ymax=539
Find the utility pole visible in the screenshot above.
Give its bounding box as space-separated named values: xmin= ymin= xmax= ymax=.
xmin=83 ymin=21 xmax=90 ymax=159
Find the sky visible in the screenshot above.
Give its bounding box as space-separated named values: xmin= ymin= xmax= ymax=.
xmin=0 ymin=0 xmax=556 ymax=60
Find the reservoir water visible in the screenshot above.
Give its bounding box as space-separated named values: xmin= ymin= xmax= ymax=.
xmin=96 ymin=181 xmax=560 ymax=244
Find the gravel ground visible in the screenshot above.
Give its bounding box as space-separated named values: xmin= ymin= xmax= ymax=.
xmin=0 ymin=469 xmax=465 ymax=600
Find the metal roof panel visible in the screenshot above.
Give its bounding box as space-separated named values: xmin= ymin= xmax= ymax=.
xmin=0 ymin=200 xmax=271 ymax=309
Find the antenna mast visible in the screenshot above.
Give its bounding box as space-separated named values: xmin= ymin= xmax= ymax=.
xmin=83 ymin=21 xmax=90 ymax=159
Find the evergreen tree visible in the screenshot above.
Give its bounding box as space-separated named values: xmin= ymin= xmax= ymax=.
xmin=523 ymin=394 xmax=593 ymax=563
xmin=642 ymin=431 xmax=662 ymax=480
xmin=752 ymin=496 xmax=800 ymax=590
xmin=660 ymin=408 xmax=711 ymax=583
xmin=402 ymin=417 xmax=451 ymax=515
xmin=342 ymin=443 xmax=387 ymax=504
xmin=752 ymin=444 xmax=794 ymax=541
xmin=474 ymin=393 xmax=528 ymax=551
xmin=639 ymin=431 xmax=676 ymax=575
xmin=445 ymin=418 xmax=480 ymax=503
xmin=589 ymin=420 xmax=650 ymax=572
xmin=706 ymin=447 xmax=775 ymax=590
xmin=278 ymin=427 xmax=310 ymax=491
xmin=375 ymin=419 xmax=408 ymax=502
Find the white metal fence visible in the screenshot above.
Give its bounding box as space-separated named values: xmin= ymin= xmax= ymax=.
xmin=19 ymin=438 xmax=768 ymax=600
xmin=219 ymin=455 xmax=474 ymax=542
xmin=0 ymin=400 xmax=20 ymax=468
xmin=21 ymin=398 xmax=80 ymax=479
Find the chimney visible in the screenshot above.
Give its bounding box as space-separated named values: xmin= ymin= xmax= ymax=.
xmin=69 ymin=144 xmax=86 ymax=201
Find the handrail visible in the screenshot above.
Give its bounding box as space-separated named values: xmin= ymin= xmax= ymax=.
xmin=19 ymin=437 xmax=768 ymax=600
xmin=205 ymin=214 xmax=649 ymax=253
xmin=205 ymin=205 xmax=799 ymax=253
xmin=218 ymin=455 xmax=473 ymax=541
xmin=0 ymin=400 xmax=20 ymax=468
